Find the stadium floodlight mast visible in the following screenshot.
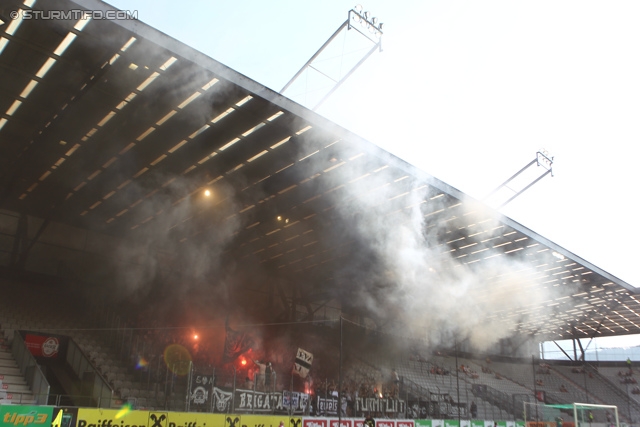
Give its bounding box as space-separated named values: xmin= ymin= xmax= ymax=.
xmin=483 ymin=149 xmax=555 ymax=209
xmin=349 ymin=4 xmax=384 ymax=40
xmin=280 ymin=5 xmax=383 ymax=111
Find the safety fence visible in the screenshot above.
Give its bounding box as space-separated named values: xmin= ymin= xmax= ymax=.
xmin=0 ymin=405 xmax=535 ymax=427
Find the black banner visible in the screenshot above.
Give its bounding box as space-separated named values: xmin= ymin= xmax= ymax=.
xmin=189 ymin=372 xmax=214 ymax=408
xmin=316 ymin=397 xmax=338 ymax=415
xmin=222 ymin=318 xmax=253 ymax=363
xmin=211 ymin=387 xmax=309 ymax=414
xmin=407 ymin=400 xmax=429 ymax=419
xmin=355 ymin=397 xmax=406 ymax=414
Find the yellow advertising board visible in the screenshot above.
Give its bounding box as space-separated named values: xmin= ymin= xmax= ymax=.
xmin=74 ymin=408 xmax=299 ymax=427
xmin=76 ymin=409 xmax=235 ymax=427
xmin=237 ymin=415 xmax=288 ymax=427
xmin=151 ymin=411 xmax=226 ymax=427
xmin=76 ymin=409 xmax=149 ymax=427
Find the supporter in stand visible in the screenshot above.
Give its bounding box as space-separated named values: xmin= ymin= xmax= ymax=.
xmin=265 ymin=362 xmax=273 ymax=391
xmin=244 ymin=376 xmax=254 ymax=390
xmin=253 ymin=359 xmax=266 ymax=391
xmin=364 ymin=413 xmax=375 ymax=427
xmin=390 ymin=368 xmax=400 ymax=398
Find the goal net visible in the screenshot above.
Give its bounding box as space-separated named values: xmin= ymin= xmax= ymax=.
xmin=523 ymin=402 xmax=619 ymax=427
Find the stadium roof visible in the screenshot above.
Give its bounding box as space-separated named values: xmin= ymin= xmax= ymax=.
xmin=0 ymin=0 xmax=638 ymax=344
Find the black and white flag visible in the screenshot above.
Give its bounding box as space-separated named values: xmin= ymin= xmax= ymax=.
xmin=293 ymin=347 xmax=313 ymax=378
xmin=212 ymin=387 xmax=233 ymax=412
xmin=190 ymin=371 xmax=214 ymax=407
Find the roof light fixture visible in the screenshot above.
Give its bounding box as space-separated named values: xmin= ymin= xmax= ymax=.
xmin=211 ymin=107 xmax=234 ymax=123
xmin=159 ymin=56 xmax=177 ymax=70
xmin=121 ymin=37 xmax=136 ymax=52
xmin=177 ymin=92 xmax=201 ymax=109
xmin=0 ymin=39 xmax=8 ymax=56
xmin=6 ymin=100 xmax=21 ymax=116
xmin=73 ymin=16 xmax=91 ymax=31
xmin=201 ymin=78 xmax=219 ymax=91
xmin=235 ymin=95 xmax=252 ymax=107
xmin=219 ymin=137 xmax=240 ymax=151
xmin=5 ymin=10 xmax=25 ymax=36
xmin=136 ymin=72 xmax=160 ymax=91
xmin=53 ymin=33 xmax=77 ymax=56
xmin=36 ymin=57 xmax=56 ymax=78
xmin=19 ymin=80 xmax=38 ymax=98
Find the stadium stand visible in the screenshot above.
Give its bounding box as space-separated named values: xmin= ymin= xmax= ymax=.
xmin=0 ymin=0 xmax=639 ymax=423
xmin=4 ymin=272 xmax=640 ymax=421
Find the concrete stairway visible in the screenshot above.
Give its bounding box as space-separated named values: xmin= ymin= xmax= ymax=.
xmin=0 ymin=344 xmax=36 ymax=404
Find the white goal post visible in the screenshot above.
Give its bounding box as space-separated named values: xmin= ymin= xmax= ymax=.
xmin=523 ymin=401 xmax=620 ymax=427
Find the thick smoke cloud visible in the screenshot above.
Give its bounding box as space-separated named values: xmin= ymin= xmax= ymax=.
xmin=108 ymin=173 xmax=241 ymax=301
xmin=89 ymin=28 xmax=553 ymax=359
xmin=306 ymin=143 xmax=553 ymax=354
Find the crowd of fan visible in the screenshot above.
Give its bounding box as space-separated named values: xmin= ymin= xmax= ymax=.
xmin=309 ymin=368 xmax=403 ymax=417
xmin=94 ymin=310 xmax=640 ymax=414
xmin=459 ymin=364 xmax=479 ymax=379
xmin=537 ymin=363 xmax=551 ymax=374
xmin=619 ymin=371 xmax=637 ymax=384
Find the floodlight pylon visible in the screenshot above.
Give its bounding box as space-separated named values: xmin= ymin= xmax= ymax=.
xmin=280 ymin=6 xmax=383 ymax=111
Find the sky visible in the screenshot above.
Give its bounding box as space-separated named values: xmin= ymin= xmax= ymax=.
xmin=105 ymin=0 xmax=640 ymax=293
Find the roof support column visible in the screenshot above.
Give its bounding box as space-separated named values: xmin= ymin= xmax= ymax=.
xmin=290 ymin=287 xmax=297 ymax=321
xmin=276 ymin=283 xmax=290 ymax=321
xmin=572 ymin=326 xmax=586 ymax=361
xmin=9 ymin=213 xmax=27 ymax=267
xmin=296 ymin=287 xmax=313 ymax=321
xmin=576 ymin=337 xmax=586 ymax=361
xmin=552 ymin=340 xmax=574 ymax=361
xmin=16 ymin=217 xmax=50 ymax=270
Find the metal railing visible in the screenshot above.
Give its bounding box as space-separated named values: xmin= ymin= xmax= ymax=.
xmin=11 ymin=332 xmax=50 ymax=405
xmin=66 ymin=338 xmax=114 ymax=408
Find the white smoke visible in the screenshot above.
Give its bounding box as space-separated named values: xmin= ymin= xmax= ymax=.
xmin=313 ymin=144 xmax=552 ymax=354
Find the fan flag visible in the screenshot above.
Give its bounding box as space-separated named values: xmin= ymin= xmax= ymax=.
xmin=293 ymin=347 xmax=313 ymax=378
xmin=222 ymin=317 xmax=253 ymax=363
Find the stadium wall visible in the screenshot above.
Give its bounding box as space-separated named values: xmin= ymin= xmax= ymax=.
xmin=0 ymin=405 xmax=536 ymax=427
